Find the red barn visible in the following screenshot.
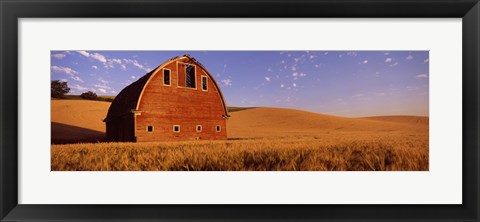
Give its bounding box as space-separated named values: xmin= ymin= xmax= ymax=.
xmin=104 ymin=55 xmax=229 ymax=142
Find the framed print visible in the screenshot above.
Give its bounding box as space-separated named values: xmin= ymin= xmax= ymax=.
xmin=1 ymin=0 xmax=479 ymax=221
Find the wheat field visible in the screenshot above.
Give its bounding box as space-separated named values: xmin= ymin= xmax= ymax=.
xmin=51 ymin=100 xmax=429 ymax=171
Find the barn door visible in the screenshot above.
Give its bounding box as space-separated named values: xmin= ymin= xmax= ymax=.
xmin=178 ymin=63 xmax=186 ymax=87
xmin=177 ymin=62 xmax=196 ymax=88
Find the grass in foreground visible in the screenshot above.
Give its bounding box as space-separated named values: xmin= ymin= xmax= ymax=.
xmin=51 ymin=135 xmax=428 ymax=171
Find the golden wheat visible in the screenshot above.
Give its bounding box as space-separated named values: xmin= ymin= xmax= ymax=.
xmin=51 ymin=133 xmax=428 ymax=171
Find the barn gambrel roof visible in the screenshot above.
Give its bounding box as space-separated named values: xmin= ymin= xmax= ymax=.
xmin=104 ymin=55 xmax=229 ymax=123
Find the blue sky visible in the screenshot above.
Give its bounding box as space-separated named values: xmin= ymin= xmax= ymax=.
xmin=51 ymin=50 xmax=429 ymax=117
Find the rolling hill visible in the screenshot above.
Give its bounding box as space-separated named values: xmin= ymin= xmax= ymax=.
xmin=51 ymin=100 xmax=428 ymax=143
xmin=227 ymin=107 xmax=427 ymax=138
xmin=51 ymin=100 xmax=110 ymax=143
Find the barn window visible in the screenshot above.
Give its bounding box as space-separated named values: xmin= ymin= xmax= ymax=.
xmin=201 ymin=76 xmax=208 ymax=91
xmin=163 ymin=69 xmax=171 ymax=86
xmin=185 ymin=65 xmax=196 ymax=88
xmin=173 ymin=125 xmax=180 ymax=133
xmin=216 ymin=125 xmax=221 ymax=132
xmin=196 ymin=125 xmax=202 ymax=132
xmin=147 ymin=126 xmax=154 ymax=133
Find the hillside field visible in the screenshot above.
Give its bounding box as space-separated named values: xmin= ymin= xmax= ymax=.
xmin=51 ymin=99 xmax=429 ymax=171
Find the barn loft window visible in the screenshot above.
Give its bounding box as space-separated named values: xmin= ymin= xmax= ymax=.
xmin=147 ymin=126 xmax=154 ymax=133
xmin=196 ymin=125 xmax=202 ymax=132
xmin=177 ymin=63 xmax=196 ymax=89
xmin=185 ymin=65 xmax=196 ymax=88
xmin=173 ymin=125 xmax=180 ymax=133
xmin=201 ymin=76 xmax=208 ymax=91
xmin=163 ymin=69 xmax=171 ymax=86
xmin=216 ymin=125 xmax=221 ymax=132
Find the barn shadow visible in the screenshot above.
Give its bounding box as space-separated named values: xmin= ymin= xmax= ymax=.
xmin=51 ymin=122 xmax=106 ymax=144
xmin=227 ymin=107 xmax=258 ymax=113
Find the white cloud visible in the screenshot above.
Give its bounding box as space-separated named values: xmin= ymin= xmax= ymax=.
xmin=291 ymin=66 xmax=296 ymax=71
xmin=390 ymin=62 xmax=399 ymax=67
xmin=95 ymin=78 xmax=112 ymax=91
xmin=293 ymin=83 xmax=297 ymax=87
xmin=77 ymin=50 xmax=90 ymax=57
xmin=405 ymin=55 xmax=414 ymax=60
xmin=77 ymin=50 xmax=109 ymax=65
xmin=123 ymin=59 xmax=151 ymax=72
xmin=292 ymin=72 xmax=306 ymax=77
xmin=92 ymin=66 xmax=98 ymax=70
xmin=362 ymin=60 xmax=368 ymax=64
xmin=280 ymin=84 xmax=285 ymax=88
xmin=424 ymin=58 xmax=429 ymax=63
xmin=51 ymin=65 xmax=78 ymax=75
xmin=384 ymin=52 xmax=390 ymax=55
xmin=131 ymin=76 xmax=136 ymax=79
xmin=71 ymin=84 xmax=88 ymax=91
xmin=346 ymin=52 xmax=358 ymax=57
xmin=385 ymin=58 xmax=392 ymax=63
xmin=77 ymin=50 xmax=109 ymax=66
xmin=416 ymin=74 xmax=429 ymax=78
xmin=106 ymin=58 xmax=126 ymax=70
xmin=98 ymin=78 xmax=109 ymax=85
xmin=111 ymin=58 xmax=122 ymax=64
xmin=70 ymin=76 xmax=83 ymax=82
xmin=90 ymin=53 xmax=107 ymax=63
xmin=221 ymin=79 xmax=232 ymax=86
xmin=51 ymin=53 xmax=66 ymax=59
xmin=264 ymin=77 xmax=271 ymax=82
xmin=51 ymin=65 xmax=83 ymax=82
xmin=95 ymin=84 xmax=111 ymax=89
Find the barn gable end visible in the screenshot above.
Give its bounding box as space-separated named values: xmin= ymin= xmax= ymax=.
xmin=104 ymin=55 xmax=229 ymax=142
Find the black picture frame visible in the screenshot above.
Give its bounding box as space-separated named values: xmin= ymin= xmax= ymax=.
xmin=1 ymin=0 xmax=479 ymax=221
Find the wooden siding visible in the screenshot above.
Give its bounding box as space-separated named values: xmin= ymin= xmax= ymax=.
xmin=177 ymin=62 xmax=187 ymax=88
xmin=135 ymin=57 xmax=227 ymax=142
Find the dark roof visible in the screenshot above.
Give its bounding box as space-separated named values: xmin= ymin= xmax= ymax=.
xmin=104 ymin=55 xmax=229 ymax=122
xmin=103 ymin=67 xmax=157 ymax=122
